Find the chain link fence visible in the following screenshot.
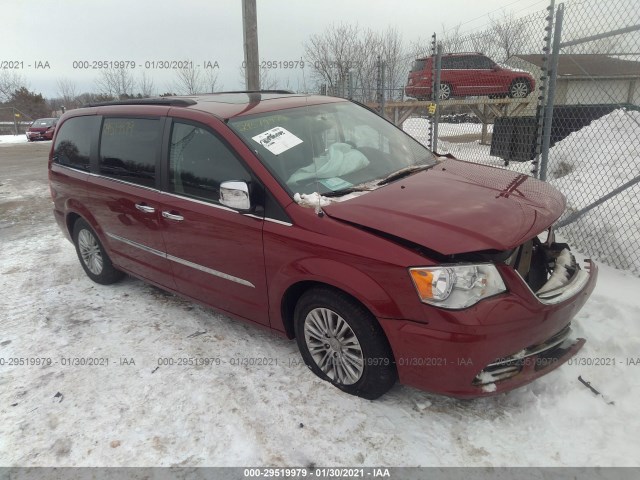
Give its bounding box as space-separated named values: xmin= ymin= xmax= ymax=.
xmin=356 ymin=0 xmax=639 ymax=275
xmin=546 ymin=0 xmax=640 ymax=274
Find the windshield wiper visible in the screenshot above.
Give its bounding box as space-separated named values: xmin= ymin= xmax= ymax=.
xmin=377 ymin=164 xmax=434 ymax=186
xmin=323 ymin=186 xmax=374 ymax=198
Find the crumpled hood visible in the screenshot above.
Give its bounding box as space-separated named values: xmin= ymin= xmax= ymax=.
xmin=323 ymin=159 xmax=566 ymax=255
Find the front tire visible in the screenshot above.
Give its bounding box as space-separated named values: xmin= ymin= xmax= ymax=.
xmin=294 ymin=288 xmax=397 ymax=400
xmin=72 ymin=219 xmax=124 ymax=285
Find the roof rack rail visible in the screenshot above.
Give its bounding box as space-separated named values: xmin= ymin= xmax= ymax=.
xmin=215 ymin=90 xmax=296 ymax=95
xmin=84 ymin=98 xmax=197 ymax=108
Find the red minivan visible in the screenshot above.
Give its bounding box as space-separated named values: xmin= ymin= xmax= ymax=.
xmin=26 ymin=117 xmax=58 ymax=141
xmin=405 ymin=53 xmax=536 ymax=100
xmin=48 ymin=92 xmax=596 ymax=399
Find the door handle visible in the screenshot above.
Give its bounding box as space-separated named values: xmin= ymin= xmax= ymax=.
xmin=162 ymin=211 xmax=184 ymax=221
xmin=135 ymin=203 xmax=155 ymax=213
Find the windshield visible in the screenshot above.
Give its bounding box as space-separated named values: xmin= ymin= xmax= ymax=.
xmin=228 ymin=101 xmax=435 ymax=197
xmin=32 ymin=118 xmax=55 ymax=127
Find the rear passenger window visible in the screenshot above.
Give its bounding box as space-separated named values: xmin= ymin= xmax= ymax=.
xmin=169 ymin=121 xmax=250 ymax=203
xmin=99 ymin=118 xmax=161 ymax=188
xmin=53 ymin=116 xmax=98 ymax=171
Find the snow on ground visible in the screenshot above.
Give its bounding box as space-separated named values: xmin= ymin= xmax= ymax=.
xmin=404 ymin=111 xmax=640 ymax=275
xmin=0 ymin=134 xmax=29 ymax=145
xmin=548 ymin=110 xmax=640 ymax=275
xmin=403 ymin=119 xmax=493 ymax=141
xmin=1 ymin=173 xmax=640 ymax=467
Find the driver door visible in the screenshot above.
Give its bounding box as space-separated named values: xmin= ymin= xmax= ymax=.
xmin=158 ymin=118 xmax=269 ymax=325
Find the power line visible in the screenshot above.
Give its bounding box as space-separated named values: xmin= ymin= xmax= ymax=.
xmin=442 ymin=0 xmax=544 ymax=35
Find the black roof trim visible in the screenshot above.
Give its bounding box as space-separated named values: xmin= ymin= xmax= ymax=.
xmin=83 ymin=98 xmax=197 ymax=108
xmin=217 ymin=90 xmax=296 ymax=95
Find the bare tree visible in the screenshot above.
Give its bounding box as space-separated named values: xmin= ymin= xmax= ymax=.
xmin=95 ymin=68 xmax=135 ymax=99
xmin=0 ymin=71 xmax=27 ymax=103
xmin=381 ymin=27 xmax=407 ymax=97
xmin=440 ymin=23 xmax=465 ymax=54
xmin=138 ymin=71 xmax=155 ymax=97
xmin=203 ymin=68 xmax=221 ymax=93
xmin=305 ymin=23 xmax=361 ymax=93
xmin=490 ymin=13 xmax=527 ymax=62
xmin=305 ymin=23 xmax=408 ymax=102
xmin=173 ymin=67 xmax=204 ymax=95
xmin=56 ymin=77 xmax=78 ymax=108
xmin=469 ymin=31 xmax=496 ymax=57
xmin=238 ymin=64 xmax=278 ymax=90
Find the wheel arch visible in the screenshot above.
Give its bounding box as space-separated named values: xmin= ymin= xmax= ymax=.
xmin=279 ymin=272 xmax=402 ymax=340
xmin=511 ymin=77 xmax=532 ymax=89
xmin=63 ymin=201 xmax=108 ymax=245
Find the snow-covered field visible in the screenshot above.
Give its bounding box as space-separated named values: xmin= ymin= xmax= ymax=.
xmin=1 ymin=151 xmax=640 ymax=467
xmin=403 ymin=119 xmax=493 ymax=140
xmin=0 ymin=134 xmax=29 ymax=145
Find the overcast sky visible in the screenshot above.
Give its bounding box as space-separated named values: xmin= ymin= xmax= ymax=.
xmin=4 ymin=0 xmax=548 ymax=98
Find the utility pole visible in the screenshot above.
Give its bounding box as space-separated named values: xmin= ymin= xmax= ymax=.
xmin=242 ymin=0 xmax=260 ymax=91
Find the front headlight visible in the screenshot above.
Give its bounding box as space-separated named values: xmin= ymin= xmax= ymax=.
xmin=409 ymin=264 xmax=506 ymax=309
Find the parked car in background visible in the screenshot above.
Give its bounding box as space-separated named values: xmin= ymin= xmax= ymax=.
xmin=405 ymin=52 xmax=536 ymax=100
xmin=49 ymin=92 xmax=595 ymax=400
xmin=26 ymin=118 xmax=58 ymax=141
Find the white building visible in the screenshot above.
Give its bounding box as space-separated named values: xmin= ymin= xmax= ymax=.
xmin=508 ymin=54 xmax=640 ymax=106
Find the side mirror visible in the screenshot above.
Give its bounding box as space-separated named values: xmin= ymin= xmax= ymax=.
xmin=220 ymin=181 xmax=251 ymax=211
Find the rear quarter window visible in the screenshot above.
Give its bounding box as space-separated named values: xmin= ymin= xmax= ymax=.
xmin=53 ymin=116 xmax=98 ymax=171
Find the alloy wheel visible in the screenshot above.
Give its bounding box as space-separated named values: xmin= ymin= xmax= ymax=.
xmin=78 ymin=229 xmax=103 ymax=275
xmin=510 ymin=81 xmax=529 ymax=98
xmin=303 ymin=307 xmax=364 ymax=385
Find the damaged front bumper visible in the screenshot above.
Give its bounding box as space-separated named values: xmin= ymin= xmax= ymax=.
xmin=473 ymin=324 xmax=585 ymax=390
xmin=379 ymin=239 xmax=597 ymax=398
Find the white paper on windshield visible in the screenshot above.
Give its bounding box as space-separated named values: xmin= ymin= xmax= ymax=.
xmin=252 ymin=127 xmax=303 ymax=155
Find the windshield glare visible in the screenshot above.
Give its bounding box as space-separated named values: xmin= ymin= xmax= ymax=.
xmin=229 ymin=102 xmax=435 ymax=196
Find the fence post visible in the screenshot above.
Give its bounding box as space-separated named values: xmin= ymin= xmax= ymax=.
xmin=377 ymin=56 xmax=386 ymax=118
xmin=427 ymin=33 xmax=437 ymax=151
xmin=432 ymin=43 xmax=443 ymax=154
xmin=540 ymin=2 xmax=564 ymax=181
xmin=532 ymin=0 xmax=555 ymax=177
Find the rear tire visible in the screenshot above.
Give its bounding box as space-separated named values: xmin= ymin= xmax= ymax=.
xmin=437 ymin=83 xmax=452 ymax=100
xmin=294 ymin=288 xmax=397 ymax=400
xmin=509 ymin=79 xmax=530 ymax=98
xmin=72 ymin=219 xmax=124 ymax=285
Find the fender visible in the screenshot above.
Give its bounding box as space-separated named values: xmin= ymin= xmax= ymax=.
xmin=268 ymin=256 xmax=405 ymax=334
xmin=64 ymin=199 xmax=112 ymax=254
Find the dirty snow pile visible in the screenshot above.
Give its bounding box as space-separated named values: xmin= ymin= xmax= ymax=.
xmin=547 ymin=109 xmax=640 ymax=274
xmin=0 ymin=134 xmax=28 ymax=144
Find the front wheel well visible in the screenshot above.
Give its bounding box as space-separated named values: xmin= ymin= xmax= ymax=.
xmin=280 ymin=281 xmax=379 ymax=340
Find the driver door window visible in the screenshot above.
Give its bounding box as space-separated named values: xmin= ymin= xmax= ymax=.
xmin=169 ymin=121 xmax=250 ymax=203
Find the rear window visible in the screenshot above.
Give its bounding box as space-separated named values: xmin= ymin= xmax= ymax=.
xmin=98 ymin=118 xmax=161 ymax=188
xmin=53 ymin=116 xmax=98 ymax=171
xmin=411 ymin=59 xmax=427 ymax=72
